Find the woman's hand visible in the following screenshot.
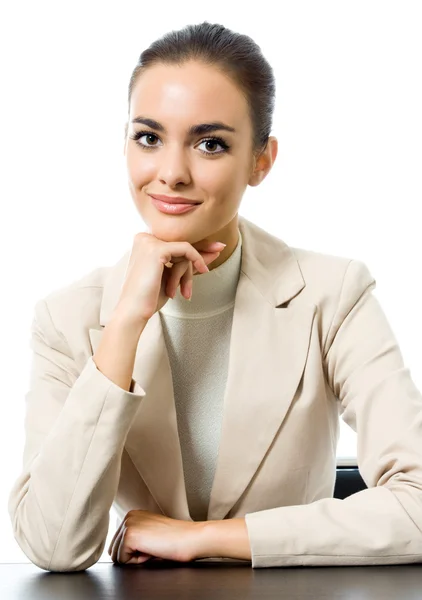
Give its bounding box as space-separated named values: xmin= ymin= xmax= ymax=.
xmin=108 ymin=509 xmax=201 ymax=565
xmin=115 ymin=234 xmax=226 ymax=325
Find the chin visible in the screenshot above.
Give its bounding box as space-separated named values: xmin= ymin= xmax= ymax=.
xmin=149 ymin=221 xmax=199 ymax=238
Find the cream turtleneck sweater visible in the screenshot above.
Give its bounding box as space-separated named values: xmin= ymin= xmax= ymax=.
xmin=158 ymin=228 xmax=243 ymax=521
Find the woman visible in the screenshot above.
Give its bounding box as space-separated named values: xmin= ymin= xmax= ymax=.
xmin=8 ymin=21 xmax=422 ymax=572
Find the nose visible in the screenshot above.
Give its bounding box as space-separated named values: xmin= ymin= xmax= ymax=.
xmin=156 ymin=143 xmax=192 ymax=188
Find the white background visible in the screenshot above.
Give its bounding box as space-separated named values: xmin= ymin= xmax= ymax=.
xmin=1 ymin=0 xmax=421 ymax=563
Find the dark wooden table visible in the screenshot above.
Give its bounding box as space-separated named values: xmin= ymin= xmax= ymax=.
xmin=2 ymin=559 xmax=422 ymax=599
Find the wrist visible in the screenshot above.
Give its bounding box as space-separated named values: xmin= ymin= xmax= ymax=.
xmin=111 ymin=306 xmax=149 ymax=332
xmin=191 ymin=518 xmax=252 ymax=561
xmin=191 ymin=520 xmax=219 ymax=560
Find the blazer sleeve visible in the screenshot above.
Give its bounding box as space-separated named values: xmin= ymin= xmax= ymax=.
xmin=8 ymin=298 xmax=146 ymax=572
xmin=244 ymin=259 xmax=422 ymax=568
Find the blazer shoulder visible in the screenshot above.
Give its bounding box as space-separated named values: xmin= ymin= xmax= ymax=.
xmin=32 ymin=261 xmax=114 ymax=342
xmin=285 ymin=246 xmax=377 ymax=357
xmin=288 ymin=246 xmax=376 ymax=338
xmin=290 ymin=246 xmax=376 ymax=294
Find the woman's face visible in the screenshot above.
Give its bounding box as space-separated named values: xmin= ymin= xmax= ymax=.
xmin=124 ymin=60 xmax=277 ymax=268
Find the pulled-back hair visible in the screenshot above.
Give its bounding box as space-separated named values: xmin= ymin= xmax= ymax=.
xmin=125 ymin=21 xmax=276 ymax=157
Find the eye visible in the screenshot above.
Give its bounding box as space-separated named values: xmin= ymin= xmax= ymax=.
xmin=131 ymin=132 xmax=161 ymax=149
xmin=129 ymin=131 xmax=230 ymax=156
xmin=197 ymin=137 xmax=230 ymax=155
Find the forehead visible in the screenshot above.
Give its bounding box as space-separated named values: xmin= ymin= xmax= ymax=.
xmin=129 ymin=61 xmax=249 ymax=128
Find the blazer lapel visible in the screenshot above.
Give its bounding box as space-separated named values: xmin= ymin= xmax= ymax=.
xmin=89 ymin=216 xmax=316 ymax=522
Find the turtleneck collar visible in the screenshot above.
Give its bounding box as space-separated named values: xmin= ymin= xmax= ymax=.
xmin=159 ymin=228 xmax=243 ymax=319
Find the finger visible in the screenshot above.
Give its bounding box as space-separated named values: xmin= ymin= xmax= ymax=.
xmin=191 ymin=250 xmax=223 ymax=275
xmin=176 ymin=250 xmax=222 ymax=276
xmin=117 ymin=531 xmax=150 ymax=565
xmin=117 ymin=532 xmax=130 ymax=564
xmin=111 ymin=529 xmax=123 ymax=563
xmin=179 ymin=260 xmax=193 ymax=298
xmin=169 ymin=259 xmax=192 ymax=298
xmin=108 ymin=521 xmax=123 ymax=555
xmin=124 ymin=553 xmax=152 ymax=565
xmin=159 ymin=243 xmax=212 ymax=273
xmin=200 ymin=250 xmax=223 ymax=267
xmin=167 ymin=260 xmax=190 ymax=299
xmin=163 ymin=247 xmax=223 ymax=277
xmin=163 ymin=249 xmax=222 ymax=282
xmin=111 ymin=529 xmax=125 ymax=563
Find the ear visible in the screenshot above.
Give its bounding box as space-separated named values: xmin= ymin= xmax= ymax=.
xmin=248 ymin=136 xmax=278 ymax=187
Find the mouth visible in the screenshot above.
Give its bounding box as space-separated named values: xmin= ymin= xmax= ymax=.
xmin=149 ymin=193 xmax=202 ymax=205
xmin=150 ymin=196 xmax=202 ymax=215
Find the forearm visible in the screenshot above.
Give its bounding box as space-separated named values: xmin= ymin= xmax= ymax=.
xmin=9 ymin=355 xmax=147 ymax=572
xmin=93 ymin=309 xmax=148 ymax=392
xmin=9 ymin=301 xmax=148 ymax=572
xmin=193 ymin=517 xmax=252 ymax=561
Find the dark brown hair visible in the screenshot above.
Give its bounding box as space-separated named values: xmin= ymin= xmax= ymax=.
xmin=125 ymin=21 xmax=276 ymax=158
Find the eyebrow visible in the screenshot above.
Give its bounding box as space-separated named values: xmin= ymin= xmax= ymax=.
xmin=131 ymin=116 xmax=236 ymax=136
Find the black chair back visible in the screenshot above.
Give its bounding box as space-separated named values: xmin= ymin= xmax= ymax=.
xmin=334 ymin=467 xmax=367 ymax=499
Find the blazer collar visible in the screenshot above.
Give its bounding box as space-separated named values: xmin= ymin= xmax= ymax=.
xmin=89 ymin=215 xmax=316 ymax=521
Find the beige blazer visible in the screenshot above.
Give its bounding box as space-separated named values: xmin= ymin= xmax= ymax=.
xmin=8 ymin=216 xmax=422 ymax=571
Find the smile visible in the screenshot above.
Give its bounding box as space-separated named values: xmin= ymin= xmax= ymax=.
xmin=151 ymin=197 xmax=201 ymax=214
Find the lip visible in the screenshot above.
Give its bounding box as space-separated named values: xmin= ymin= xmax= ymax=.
xmin=151 ymin=196 xmax=201 ymax=215
xmin=149 ymin=194 xmax=201 ymax=205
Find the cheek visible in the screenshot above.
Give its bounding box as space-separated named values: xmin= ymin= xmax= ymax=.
xmin=197 ymin=161 xmax=242 ymax=194
xmin=126 ymin=153 xmax=155 ymax=181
